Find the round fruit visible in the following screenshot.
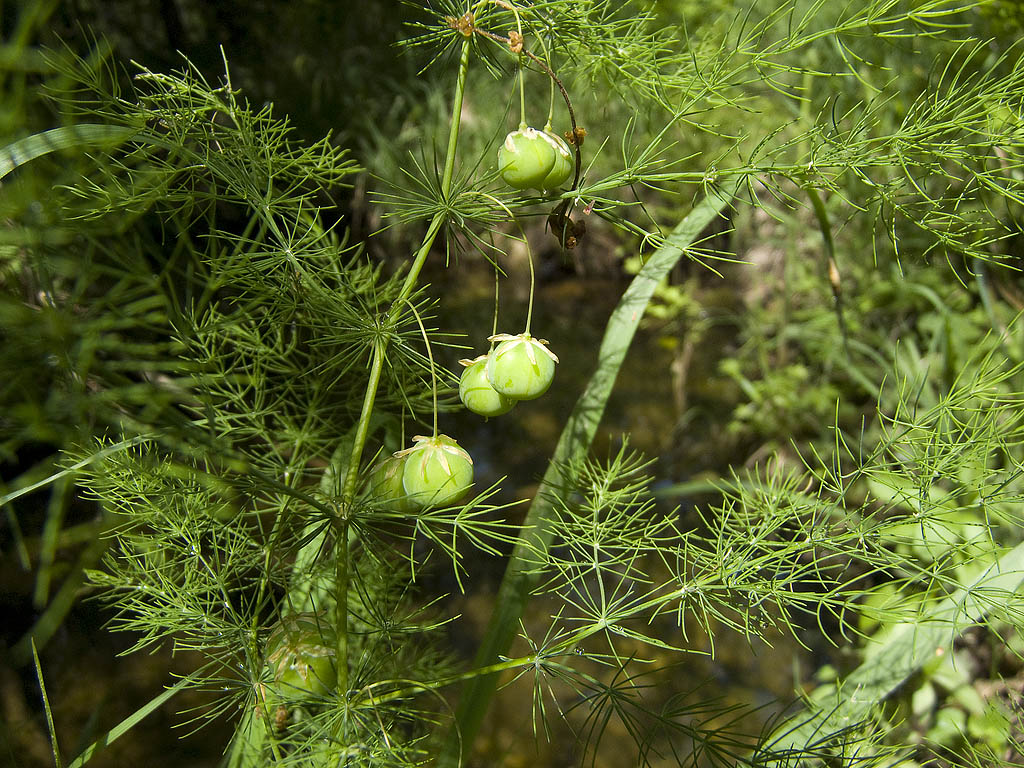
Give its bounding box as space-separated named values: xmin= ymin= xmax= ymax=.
xmin=539 ymin=130 xmax=573 ymax=190
xmin=400 ymin=434 xmax=474 ymax=508
xmin=498 ymin=126 xmax=556 ymax=190
xmin=459 ymin=355 xmax=516 ymax=417
xmin=366 ymin=453 xmax=416 ymax=513
xmin=486 ymin=333 xmax=559 ymax=400
xmin=264 ymin=613 xmax=336 ymax=704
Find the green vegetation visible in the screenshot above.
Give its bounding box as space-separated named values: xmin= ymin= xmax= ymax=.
xmin=3 ymin=1 xmax=1024 ymax=767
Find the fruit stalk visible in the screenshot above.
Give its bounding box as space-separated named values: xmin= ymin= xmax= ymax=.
xmin=393 ymin=37 xmax=472 ymax=309
xmin=472 ymin=25 xmax=582 ymax=188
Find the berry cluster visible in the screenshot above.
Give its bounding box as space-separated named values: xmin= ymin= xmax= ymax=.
xmin=363 ymin=17 xmax=574 ymax=515
xmin=459 ymin=333 xmax=559 ymax=417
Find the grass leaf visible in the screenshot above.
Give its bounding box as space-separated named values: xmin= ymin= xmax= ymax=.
xmin=31 ymin=639 xmax=62 ymax=768
xmin=0 ymin=125 xmax=134 ymax=180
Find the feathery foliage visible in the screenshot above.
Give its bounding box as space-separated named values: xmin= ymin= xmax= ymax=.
xmin=4 ymin=1 xmax=1024 ymax=767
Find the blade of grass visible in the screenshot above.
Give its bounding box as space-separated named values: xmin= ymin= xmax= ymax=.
xmin=3 ymin=494 xmax=32 ymax=570
xmin=0 ymin=125 xmax=134 ymax=180
xmin=31 ymin=639 xmax=62 ymax=768
xmin=225 ymin=709 xmax=267 ymax=768
xmin=34 ymin=475 xmax=71 ymax=608
xmin=437 ymin=177 xmax=743 ymax=767
xmin=65 ymin=677 xmax=191 ymax=768
xmin=0 ymin=436 xmax=149 ymax=509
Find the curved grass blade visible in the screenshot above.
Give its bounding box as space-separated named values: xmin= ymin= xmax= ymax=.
xmin=0 ymin=435 xmax=150 ymax=509
xmin=65 ymin=677 xmax=191 ymax=768
xmin=31 ymin=640 xmax=62 ymax=768
xmin=0 ymin=124 xmax=134 ymax=180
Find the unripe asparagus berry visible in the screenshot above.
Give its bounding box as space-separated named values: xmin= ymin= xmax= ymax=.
xmin=399 ymin=434 xmax=474 ymax=508
xmin=486 ymin=333 xmax=559 ymax=401
xmin=498 ymin=127 xmax=556 ymax=190
xmin=459 ymin=355 xmax=516 ymax=417
xmin=366 ymin=453 xmax=416 ymax=513
xmin=264 ymin=613 xmax=336 ymax=705
xmin=539 ymin=130 xmax=573 ymax=190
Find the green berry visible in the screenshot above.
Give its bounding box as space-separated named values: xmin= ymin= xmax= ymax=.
xmin=498 ymin=127 xmax=556 ymax=190
xmin=366 ymin=453 xmax=416 ymax=513
xmin=459 ymin=355 xmax=516 ymax=417
xmin=539 ymin=130 xmax=573 ymax=190
xmin=264 ymin=613 xmax=336 ymax=704
xmin=486 ymin=333 xmax=559 ymax=401
xmin=400 ymin=434 xmax=474 ymax=508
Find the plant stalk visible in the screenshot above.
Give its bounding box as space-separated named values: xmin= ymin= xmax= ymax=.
xmin=330 ymin=34 xmax=472 ymax=739
xmin=393 ymin=37 xmax=472 ymax=310
xmin=804 ymin=184 xmax=849 ymax=354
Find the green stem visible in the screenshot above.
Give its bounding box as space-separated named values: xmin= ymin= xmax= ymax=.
xmin=545 ymin=78 xmax=555 ymax=131
xmin=361 ymin=655 xmax=533 ymax=709
xmin=512 ymin=4 xmax=526 ymax=127
xmin=335 ymin=342 xmax=384 ymax=697
xmin=329 ymin=34 xmax=473 ymax=740
xmin=518 ymin=67 xmax=527 ymax=130
xmin=524 ymin=236 xmax=536 ymax=335
xmin=339 ymin=35 xmax=470 ymax=502
xmin=340 ymin=35 xmax=470 ymax=502
xmin=533 ymin=29 xmax=555 ymax=130
xmin=405 ymin=301 xmax=440 ymax=437
xmin=393 ymin=39 xmax=472 ymax=311
xmin=334 ymin=515 xmax=350 ymax=693
xmin=491 ymin=266 xmax=501 ymax=340
xmin=804 ymin=185 xmax=849 ymax=354
xmin=806 ymin=186 xmax=834 ymax=272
